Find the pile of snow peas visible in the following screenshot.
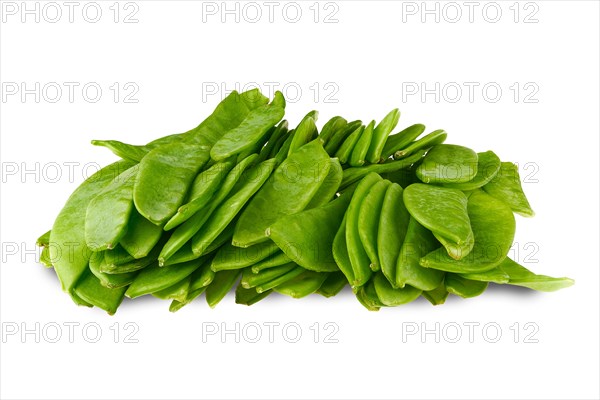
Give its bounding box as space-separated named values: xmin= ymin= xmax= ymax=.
xmin=37 ymin=89 xmax=573 ymax=314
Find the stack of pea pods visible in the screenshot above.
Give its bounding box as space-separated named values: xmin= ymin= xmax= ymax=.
xmin=37 ymin=89 xmax=573 ymax=314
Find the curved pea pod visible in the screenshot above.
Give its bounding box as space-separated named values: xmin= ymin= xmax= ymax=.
xmin=420 ymin=189 xmax=516 ymax=273
xmin=459 ymin=267 xmax=510 ymax=284
xmin=36 ymin=230 xmax=51 ymax=247
xmin=396 ymin=217 xmax=444 ymax=291
xmin=267 ymin=189 xmax=351 ymax=273
xmin=233 ymin=140 xmax=331 ymax=247
xmin=332 ymin=214 xmax=355 ymax=285
xmin=498 ymin=258 xmax=574 ymax=291
xmin=189 ymin=261 xmax=217 ymax=290
xmin=89 ymin=251 xmax=138 ymax=288
xmin=324 ymin=120 xmax=362 ymax=155
xmin=256 ymin=120 xmax=288 ymax=163
xmin=273 ymin=270 xmax=328 ymax=298
xmin=356 ymin=280 xmax=383 ymax=311
xmin=134 ymin=142 xmax=210 ymax=225
xmin=85 ymin=165 xmax=138 ymax=251
xmin=73 ymin=269 xmax=128 ymax=315
xmin=50 ymin=160 xmax=135 ymax=294
xmin=163 ymin=220 xmax=233 ymax=266
xmin=119 ymin=209 xmax=164 ymax=259
xmin=316 ymin=271 xmax=348 ymax=297
xmin=416 ymin=144 xmax=478 ymax=184
xmin=367 ymin=109 xmax=400 ymax=163
xmin=319 ymin=116 xmax=347 ymax=145
xmin=169 ymin=286 xmax=207 ymax=312
xmin=381 ymin=123 xmax=426 ymax=160
xmin=347 ymin=173 xmax=383 ymax=286
xmin=274 ymin=130 xmax=295 ymax=165
xmin=403 ymin=183 xmax=473 ymax=251
xmin=335 ymin=125 xmax=364 ymax=164
xmin=378 ymin=183 xmax=410 ymax=284
xmin=305 ymin=158 xmax=343 ymax=209
xmin=349 ymin=121 xmax=375 ymax=167
xmin=101 ymin=243 xmax=159 ymax=274
xmin=255 ymin=265 xmax=304 ymax=293
xmin=483 ymin=162 xmax=534 ymax=217
xmin=91 ymin=140 xmax=149 ymax=162
xmin=152 ymin=275 xmax=192 ymax=303
xmin=269 ymin=129 xmax=291 ymax=159
xmin=373 ymin=272 xmax=422 ymax=306
xmin=441 ymin=150 xmax=501 ymax=191
xmin=210 ymin=103 xmax=285 ymax=161
xmin=340 ymin=149 xmax=425 ymax=189
xmin=432 ymin=231 xmax=474 ymax=261
xmin=40 ymin=247 xmax=53 ymax=268
xmin=211 ymin=241 xmax=280 ymax=272
xmin=289 ymin=113 xmax=318 ymax=155
xmin=206 ymin=269 xmax=241 ymax=308
xmin=235 ymin=283 xmax=272 ymax=306
xmin=125 ymin=258 xmax=204 ymax=299
xmin=242 ymin=263 xmax=297 ymax=289
xmin=358 ymin=180 xmax=391 ymax=271
xmin=445 ymin=274 xmax=488 ymax=298
xmin=422 ymin=281 xmax=449 ymax=305
xmin=251 ymin=251 xmax=292 ymax=273
xmin=394 ymin=129 xmax=447 ymax=159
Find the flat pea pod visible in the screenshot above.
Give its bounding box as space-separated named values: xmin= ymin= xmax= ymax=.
xmin=73 ymin=269 xmax=128 ymax=315
xmin=40 ymin=247 xmax=53 ymax=268
xmin=91 ymin=140 xmax=149 ymax=162
xmin=459 ymin=267 xmax=510 ymax=284
xmin=319 ymin=116 xmax=347 ymax=145
xmin=483 ymin=162 xmax=534 ymax=217
xmin=332 ymin=214 xmax=355 ymax=285
xmin=89 ymin=251 xmax=138 ymax=288
xmin=289 ymin=113 xmax=318 ymax=155
xmin=36 ymin=230 xmax=51 ymax=247
xmin=274 ymin=130 xmax=295 ymax=165
xmin=120 ymin=208 xmax=164 ymax=259
xmin=189 ymin=260 xmax=216 ymax=291
xmin=396 ymin=217 xmax=444 ymax=291
xmin=125 ymin=258 xmax=204 ymax=299
xmin=251 ymin=251 xmax=292 ymax=273
xmin=403 ymin=183 xmax=472 ymax=248
xmin=346 ymin=173 xmax=382 ymax=286
xmin=316 ymin=271 xmax=348 ymax=297
xmin=268 ymin=190 xmax=352 ymax=272
xmin=100 ymin=247 xmax=157 ymax=274
xmin=191 ymin=159 xmax=277 ymax=255
xmin=169 ymin=286 xmax=207 ymax=312
xmin=85 ymin=165 xmax=138 ymax=251
xmin=305 ymin=158 xmax=343 ymax=209
xmin=134 ymin=142 xmax=210 ymax=225
xmin=211 ymin=241 xmax=280 ymax=272
xmin=356 ymin=280 xmax=383 ymax=311
xmin=50 ymin=159 xmax=135 ymax=294
xmin=102 ymin=244 xmax=135 ymax=267
xmin=255 ymin=265 xmax=304 ymax=293
xmin=358 ymin=180 xmax=391 ymax=271
xmin=256 ymin=120 xmax=288 ymax=163
xmin=335 ymin=125 xmax=364 ymax=164
xmin=235 ymin=283 xmax=272 ymax=306
xmin=422 ymin=281 xmax=449 ymax=305
xmin=378 ymin=183 xmax=410 ymax=285
xmin=367 ymin=108 xmax=400 ymax=163
xmin=432 ymin=231 xmax=474 ymax=261
xmin=241 ymin=264 xmax=296 ymax=289
xmin=233 ymin=139 xmax=331 ymax=247
xmin=373 ymin=272 xmax=422 ymax=306
xmin=420 ymin=189 xmax=516 ymax=273
xmin=445 ymin=274 xmax=488 ymax=298
xmin=416 ymin=144 xmax=478 ymax=184
xmin=210 ymin=103 xmax=285 ymax=161
xmin=206 ymin=269 xmax=241 ymax=308
xmin=236 ymin=125 xmax=275 ymax=163
xmin=349 ymin=121 xmax=374 ymax=167
xmin=152 ymin=275 xmax=192 ymax=303
xmin=324 ymin=120 xmax=362 ymax=155
xmin=394 ymin=129 xmax=447 ymax=159
xmin=381 ymin=123 xmax=426 ymax=160
xmin=273 ymin=270 xmax=328 ymax=299
xmin=441 ymin=150 xmax=501 ymax=191
xmin=498 ymin=257 xmax=574 ymax=291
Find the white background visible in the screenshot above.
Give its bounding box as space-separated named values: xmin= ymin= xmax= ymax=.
xmin=1 ymin=1 xmax=599 ymax=399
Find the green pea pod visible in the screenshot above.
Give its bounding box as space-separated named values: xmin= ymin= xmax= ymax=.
xmin=118 ymin=210 xmax=162 ymax=259
xmin=270 ymin=90 xmax=286 ymax=109
xmin=152 ymin=275 xmax=192 ymax=303
xmin=340 ymin=149 xmax=425 ymax=189
xmin=100 ymin=246 xmax=157 ymax=275
xmin=89 ymin=251 xmax=138 ymax=288
xmin=36 ymin=230 xmax=51 ymax=247
xmin=394 ymin=129 xmax=447 ymax=159
xmin=211 ymin=241 xmax=280 ymax=272
xmin=441 ymin=151 xmax=501 ymax=191
xmin=189 ymin=260 xmax=216 ymax=291
xmin=347 ymin=173 xmax=382 ymax=286
xmin=274 ymin=130 xmax=295 ymax=165
xmin=169 ymin=286 xmax=207 ymax=312
xmin=367 ymin=109 xmax=400 ymax=163
xmin=256 ymin=120 xmax=288 ymax=163
xmin=237 ymin=126 xmax=275 ymax=163
xmin=324 ymin=120 xmax=362 ymax=155
xmin=420 ymin=189 xmax=516 ymax=273
xmin=274 ymin=270 xmax=328 ymax=298
xmin=255 ymin=266 xmax=304 ymax=293
xmin=335 ymin=125 xmax=364 ymax=164
xmin=134 ymin=143 xmax=210 ymax=225
xmin=102 ymin=244 xmax=135 ymax=267
xmin=192 ymin=159 xmax=277 ymax=255
xmin=211 ymin=104 xmax=285 ymax=161
xmin=233 ymin=140 xmax=331 ymax=247
xmin=381 ymin=123 xmax=426 ymax=160
xmin=319 ymin=116 xmax=347 ymax=145
xmin=235 ymin=283 xmax=272 ymax=306
xmin=241 ymin=264 xmax=296 ymax=289
xmin=125 ymin=258 xmax=204 ymax=299
xmin=358 ymin=180 xmax=391 ymax=271
xmin=378 ymin=183 xmax=410 ymax=284
xmin=206 ymin=269 xmax=241 ymax=308
xmin=289 ymin=114 xmax=318 ymax=155
xmin=73 ymin=269 xmax=128 ymax=315
xmin=396 ymin=217 xmax=445 ymax=291
xmin=349 ymin=121 xmax=374 ymax=167
xmin=332 ymin=214 xmax=355 ymax=285
xmin=251 ymin=251 xmax=292 ymax=273
xmin=269 ymin=128 xmax=292 ymax=159
xmin=316 ymin=271 xmax=348 ymax=297
xmin=445 ymin=274 xmax=488 ymax=298
xmin=268 ymin=189 xmax=351 ymax=273
xmin=50 ymin=160 xmax=135 ymax=294
xmin=356 ymin=280 xmax=383 ymax=311
xmin=422 ymin=281 xmax=449 ymax=305
xmin=416 ymin=144 xmax=478 ymax=184
xmin=432 ymin=231 xmax=474 ymax=261
xmin=483 ymin=162 xmax=534 ymax=217
xmin=305 ymin=158 xmax=343 ymax=209
xmin=40 ymin=247 xmax=53 ymax=268
xmin=459 ymin=267 xmax=510 ymax=284
xmin=498 ymin=258 xmax=574 ymax=291
xmin=373 ymin=272 xmax=422 ymax=306
xmin=91 ymin=140 xmax=149 ymax=162
xmin=163 ymin=220 xmax=233 ymax=266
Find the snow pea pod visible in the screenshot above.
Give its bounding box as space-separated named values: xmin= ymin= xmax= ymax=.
xmin=125 ymin=258 xmax=204 ymax=299
xmin=441 ymin=150 xmax=501 ymax=191
xmin=163 ymin=219 xmax=233 ymax=266
xmin=100 ymin=244 xmax=158 ymax=274
xmin=206 ymin=269 xmax=241 ymax=308
xmin=255 ymin=265 xmax=304 ymax=293
xmin=211 ymin=241 xmax=280 ymax=271
xmin=445 ymin=274 xmax=488 ymax=298
xmin=319 ymin=116 xmax=347 ymax=145
xmin=36 ymin=230 xmax=51 ymax=247
xmin=356 ymin=280 xmax=383 ymax=311
xmin=50 ymin=159 xmax=135 ymax=294
xmin=394 ymin=129 xmax=447 ymax=159
xmin=251 ymin=251 xmax=292 ymax=273
xmin=378 ymin=183 xmax=410 ymax=284
xmin=324 ymin=120 xmax=361 ymax=155
xmin=396 ymin=217 xmax=444 ymax=291
xmin=235 ymin=284 xmax=272 ymax=306
xmin=381 ymin=123 xmax=426 ymax=160
xmin=483 ymin=162 xmax=534 ymax=217
xmin=152 ymin=275 xmax=192 ymax=303
xmin=422 ymin=281 xmax=449 ymax=305
xmin=349 ymin=121 xmax=374 ymax=167
xmin=274 ymin=270 xmax=328 ymax=298
xmin=316 ymin=271 xmax=348 ymax=297
xmin=73 ymin=269 xmax=128 ymax=315
xmin=40 ymin=247 xmax=53 ymax=268
xmin=332 ymin=214 xmax=355 ymax=285
xmin=274 ymin=130 xmax=295 ymax=165
xmin=416 ymin=144 xmax=478 ymax=184
xmin=373 ymin=272 xmax=422 ymax=306
xmin=233 ymin=139 xmax=331 ymax=247
xmin=459 ymin=267 xmax=510 ymax=284
xmin=120 ymin=208 xmax=164 ymax=259
xmin=189 ymin=260 xmax=217 ymax=290
xmin=420 ymin=189 xmax=516 ymax=273
xmin=367 ymin=109 xmax=400 ymax=163
xmin=358 ymin=180 xmax=391 ymax=271
xmin=289 ymin=113 xmax=318 ymax=155
xmin=134 ymin=142 xmax=210 ymax=225
xmin=91 ymin=140 xmax=149 ymax=162
xmin=431 ymin=231 xmax=474 ymax=261
xmin=498 ymin=257 xmax=574 ymax=291
xmin=236 ymin=125 xmax=275 ymax=163
xmin=241 ymin=263 xmax=296 ymax=289
xmin=256 ymin=120 xmax=288 ymax=163
xmin=89 ymin=251 xmax=138 ymax=288
xmin=305 ymin=158 xmax=342 ymax=209
xmin=335 ymin=125 xmax=364 ymax=164
xmin=169 ymin=286 xmax=207 ymax=312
